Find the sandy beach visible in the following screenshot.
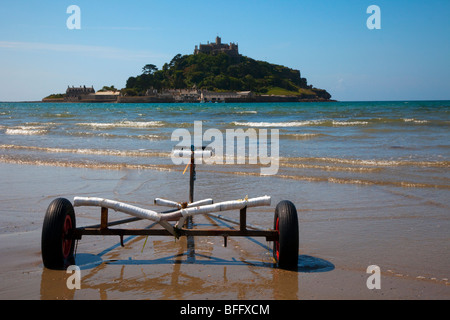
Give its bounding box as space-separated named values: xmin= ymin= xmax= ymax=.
xmin=0 ymin=162 xmax=448 ymax=300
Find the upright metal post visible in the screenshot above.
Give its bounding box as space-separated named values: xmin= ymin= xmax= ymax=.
xmin=189 ymin=145 xmax=195 ymax=204
xmin=187 ymin=145 xmax=196 ymax=261
xmin=100 ymin=207 xmax=108 ymax=230
xmin=240 ymin=206 xmax=247 ymax=231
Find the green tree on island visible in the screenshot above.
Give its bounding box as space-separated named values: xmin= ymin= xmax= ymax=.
xmin=98 ymin=85 xmax=118 ymax=92
xmin=142 ymin=64 xmax=158 ymax=75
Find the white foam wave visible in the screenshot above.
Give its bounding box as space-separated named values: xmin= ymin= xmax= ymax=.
xmin=4 ymin=126 xmax=48 ymax=135
xmin=76 ymin=120 xmax=164 ymax=128
xmin=235 ymin=110 xmax=258 ymax=114
xmin=403 ymin=118 xmax=429 ymax=124
xmin=232 ymin=120 xmax=323 ymax=127
xmin=284 ymin=133 xmax=327 ymax=139
xmin=233 ymin=119 xmax=369 ymax=127
xmin=137 ymin=134 xmax=161 ymax=140
xmin=332 ymin=120 xmax=369 ymax=126
xmin=0 ymin=144 xmax=170 ymax=158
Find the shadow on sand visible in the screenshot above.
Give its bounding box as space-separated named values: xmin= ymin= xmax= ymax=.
xmin=73 ymin=232 xmax=334 ymax=274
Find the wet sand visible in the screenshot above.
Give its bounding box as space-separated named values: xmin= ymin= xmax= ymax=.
xmin=0 ymin=162 xmax=449 ymax=300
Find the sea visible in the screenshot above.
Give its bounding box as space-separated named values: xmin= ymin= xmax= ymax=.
xmin=1 ymin=100 xmax=449 ymax=299
xmin=0 ymin=100 xmax=449 ymax=190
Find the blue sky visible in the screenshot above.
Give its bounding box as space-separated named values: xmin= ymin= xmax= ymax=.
xmin=0 ymin=0 xmax=449 ymax=101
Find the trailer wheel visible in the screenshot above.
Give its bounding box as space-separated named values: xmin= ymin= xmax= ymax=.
xmin=41 ymin=198 xmax=76 ymax=270
xmin=273 ymin=200 xmax=299 ymax=270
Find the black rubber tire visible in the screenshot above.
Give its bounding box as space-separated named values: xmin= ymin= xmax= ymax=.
xmin=41 ymin=198 xmax=76 ymax=270
xmin=273 ymin=200 xmax=299 ymax=270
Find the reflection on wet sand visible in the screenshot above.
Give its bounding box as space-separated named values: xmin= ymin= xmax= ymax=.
xmin=39 ymin=217 xmax=334 ymax=300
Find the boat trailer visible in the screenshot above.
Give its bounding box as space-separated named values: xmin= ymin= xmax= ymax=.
xmin=41 ymin=146 xmax=299 ymax=270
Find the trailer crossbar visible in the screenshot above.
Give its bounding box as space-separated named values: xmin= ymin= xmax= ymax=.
xmin=72 ymin=227 xmax=278 ymax=241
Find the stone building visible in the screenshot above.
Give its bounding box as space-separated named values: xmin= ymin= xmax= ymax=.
xmin=194 ymin=36 xmax=239 ymax=60
xmin=200 ymin=90 xmax=253 ymax=102
xmin=64 ymin=85 xmax=120 ymax=102
xmin=65 ymin=85 xmax=95 ymax=101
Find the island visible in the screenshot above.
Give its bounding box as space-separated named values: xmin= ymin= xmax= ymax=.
xmin=43 ymin=37 xmax=333 ymax=103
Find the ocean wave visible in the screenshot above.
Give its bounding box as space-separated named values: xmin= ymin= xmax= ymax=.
xmin=403 ymin=118 xmax=429 ymax=124
xmin=76 ymin=120 xmax=165 ymax=128
xmin=68 ymin=131 xmax=163 ymax=140
xmin=284 ymin=133 xmax=329 ymax=140
xmin=232 ymin=119 xmax=370 ymax=127
xmin=3 ymin=143 xmax=447 ymax=168
xmin=4 ymin=126 xmax=48 ymax=136
xmin=231 ymin=118 xmax=449 ymax=128
xmin=137 ymin=134 xmax=162 ymax=140
xmin=232 ymin=120 xmax=324 ymax=127
xmin=280 ymin=162 xmax=382 ymax=172
xmin=280 ymin=156 xmax=450 ymax=168
xmin=331 ymin=120 xmax=369 ymax=126
xmin=1 ymin=150 xmax=448 ymax=189
xmin=0 ymin=144 xmax=171 ymax=158
xmin=42 ymin=112 xmax=75 ymax=118
xmin=234 ymin=110 xmax=258 ymax=114
xmin=210 ymin=169 xmax=450 ymax=189
xmin=0 ymin=155 xmax=175 ymax=172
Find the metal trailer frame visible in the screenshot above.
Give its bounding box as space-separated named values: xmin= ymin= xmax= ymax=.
xmin=71 ymin=146 xmax=278 ymax=245
xmin=41 ymin=146 xmax=299 ymax=270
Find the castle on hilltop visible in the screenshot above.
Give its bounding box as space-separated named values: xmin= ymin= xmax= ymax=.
xmin=194 ymin=36 xmax=240 ymax=60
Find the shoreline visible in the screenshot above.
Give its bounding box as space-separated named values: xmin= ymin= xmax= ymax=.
xmin=40 ymin=97 xmax=337 ymax=103
xmin=4 ymin=99 xmax=449 ymax=104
